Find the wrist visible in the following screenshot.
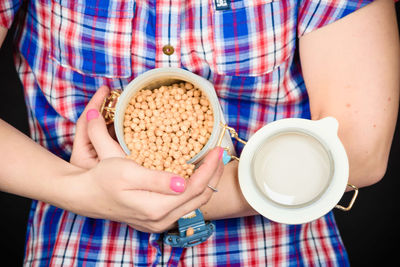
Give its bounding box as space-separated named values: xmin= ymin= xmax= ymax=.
xmin=45 ymin=165 xmax=88 ymax=214
xmin=200 ymin=160 xmax=257 ymax=221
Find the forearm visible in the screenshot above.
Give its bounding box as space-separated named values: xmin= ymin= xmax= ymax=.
xmin=300 ymin=0 xmax=399 ymax=188
xmin=0 ymin=119 xmax=83 ymax=205
xmin=0 ymin=26 xmax=7 ymax=49
xmin=201 ymin=160 xmax=257 ymax=220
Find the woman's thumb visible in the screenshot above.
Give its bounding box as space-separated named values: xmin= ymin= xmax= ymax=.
xmin=85 ymin=86 xmax=125 ymax=159
xmin=86 ymin=108 xmax=125 ymax=159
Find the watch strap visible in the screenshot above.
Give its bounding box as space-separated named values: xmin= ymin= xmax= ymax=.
xmin=163 ymin=209 xmax=214 ymax=247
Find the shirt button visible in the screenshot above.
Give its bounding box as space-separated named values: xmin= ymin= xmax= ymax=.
xmin=162 ymin=45 xmax=175 ymax=56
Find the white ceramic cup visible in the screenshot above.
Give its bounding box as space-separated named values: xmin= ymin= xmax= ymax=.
xmin=112 ymin=67 xmax=236 ymax=165
xmin=238 ymin=117 xmax=353 ymax=225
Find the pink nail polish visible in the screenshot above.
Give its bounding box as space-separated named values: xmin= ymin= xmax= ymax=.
xmin=170 ymin=176 xmax=186 ymax=193
xmin=86 ymin=109 xmax=99 ymax=121
xmin=218 ymin=147 xmax=224 ymax=160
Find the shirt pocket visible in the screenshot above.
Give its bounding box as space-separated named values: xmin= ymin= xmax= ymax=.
xmin=50 ymin=0 xmax=135 ymax=78
xmin=210 ymin=0 xmax=295 ymax=77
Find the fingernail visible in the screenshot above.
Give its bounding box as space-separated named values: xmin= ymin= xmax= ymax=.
xmin=86 ymin=109 xmax=99 ymax=121
xmin=170 ymin=176 xmax=186 ymax=193
xmin=218 ymin=147 xmax=224 ymax=160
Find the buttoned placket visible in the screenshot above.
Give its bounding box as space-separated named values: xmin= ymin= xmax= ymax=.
xmin=155 ymin=0 xmax=182 ymax=68
xmin=149 ymin=0 xmax=184 ymax=265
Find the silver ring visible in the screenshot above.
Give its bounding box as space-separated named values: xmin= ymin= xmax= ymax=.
xmin=207 ymin=184 xmax=218 ymax=192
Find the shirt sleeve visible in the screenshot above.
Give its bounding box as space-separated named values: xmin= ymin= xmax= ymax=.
xmin=0 ymin=0 xmax=22 ymax=29
xmin=297 ymin=0 xmax=374 ymax=37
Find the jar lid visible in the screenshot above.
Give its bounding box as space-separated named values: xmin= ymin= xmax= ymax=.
xmin=238 ymin=117 xmax=349 ymax=224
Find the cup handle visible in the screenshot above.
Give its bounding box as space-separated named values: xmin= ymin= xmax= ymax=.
xmin=335 ymin=184 xmax=359 ymax=211
xmin=100 ymin=89 xmax=121 ymax=125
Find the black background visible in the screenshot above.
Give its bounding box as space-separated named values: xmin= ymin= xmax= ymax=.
xmin=0 ymin=4 xmax=399 ymax=266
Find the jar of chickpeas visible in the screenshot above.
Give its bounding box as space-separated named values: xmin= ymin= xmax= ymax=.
xmin=103 ymin=67 xmax=236 ymax=178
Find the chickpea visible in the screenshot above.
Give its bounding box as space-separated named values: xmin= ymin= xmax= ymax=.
xmin=155 ymin=129 xmax=163 ymax=137
xmin=135 ymin=157 xmax=144 ymax=165
xmin=170 ymin=143 xmax=178 ymax=151
xmin=185 ymin=103 xmax=193 ymax=111
xmin=172 ymin=124 xmax=180 ymax=132
xmin=153 ymin=109 xmax=160 ymax=117
xmin=199 ymin=128 xmax=207 ymax=136
xmin=185 ymin=82 xmax=193 ymax=90
xmin=198 ymin=136 xmax=207 ymax=145
xmin=191 ymin=130 xmax=199 ymax=139
xmin=125 ymin=132 xmax=133 ymax=139
xmin=156 ymin=165 xmax=164 ymax=171
xmin=161 ymin=145 xmax=170 ymax=154
xmin=153 ymin=159 xmax=161 ymax=167
xmin=156 ymin=137 xmax=163 ymax=146
xmin=172 ymin=136 xmax=179 ymax=144
xmin=192 ymin=98 xmax=199 ymax=105
xmin=181 ymin=147 xmax=189 ymax=155
xmin=181 ymin=113 xmax=188 ymax=120
xmin=124 ymin=127 xmax=132 ymax=133
xmin=136 ymin=95 xmax=143 ymax=103
xmin=165 ymin=126 xmax=173 ymax=133
xmin=200 ymin=98 xmax=209 ymax=106
xmin=149 ymin=136 xmax=156 ymax=143
xmin=134 ymin=142 xmax=142 ymax=150
xmin=164 ymin=161 xmax=171 ymax=168
xmin=128 ymin=143 xmax=135 ymax=150
xmin=149 ymin=102 xmax=156 ymax=110
xmin=180 ymin=134 xmax=188 ymax=143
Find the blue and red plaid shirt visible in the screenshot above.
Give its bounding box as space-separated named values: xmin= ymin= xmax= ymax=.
xmin=1 ymin=0 xmax=372 ymax=266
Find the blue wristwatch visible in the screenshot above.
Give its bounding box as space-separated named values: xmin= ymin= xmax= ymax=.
xmin=163 ymin=150 xmax=231 ymax=247
xmin=163 ymin=209 xmax=214 ymax=247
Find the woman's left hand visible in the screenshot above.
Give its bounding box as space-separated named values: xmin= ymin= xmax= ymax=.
xmin=70 ymin=85 xmax=125 ymax=168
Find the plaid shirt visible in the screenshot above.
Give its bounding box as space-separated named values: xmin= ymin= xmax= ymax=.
xmin=1 ymin=0 xmax=372 ymax=266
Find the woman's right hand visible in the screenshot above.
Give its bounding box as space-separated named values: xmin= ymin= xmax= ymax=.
xmin=66 ymin=86 xmax=224 ymax=233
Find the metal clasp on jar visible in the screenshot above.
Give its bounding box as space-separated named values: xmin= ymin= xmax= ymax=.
xmin=100 ymin=89 xmax=121 ymax=125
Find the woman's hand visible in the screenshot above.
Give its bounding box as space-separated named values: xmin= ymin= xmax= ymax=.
xmin=66 ymin=148 xmax=223 ymax=233
xmin=70 ymin=85 xmax=124 ymax=168
xmin=68 ymin=86 xmax=224 ymax=233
